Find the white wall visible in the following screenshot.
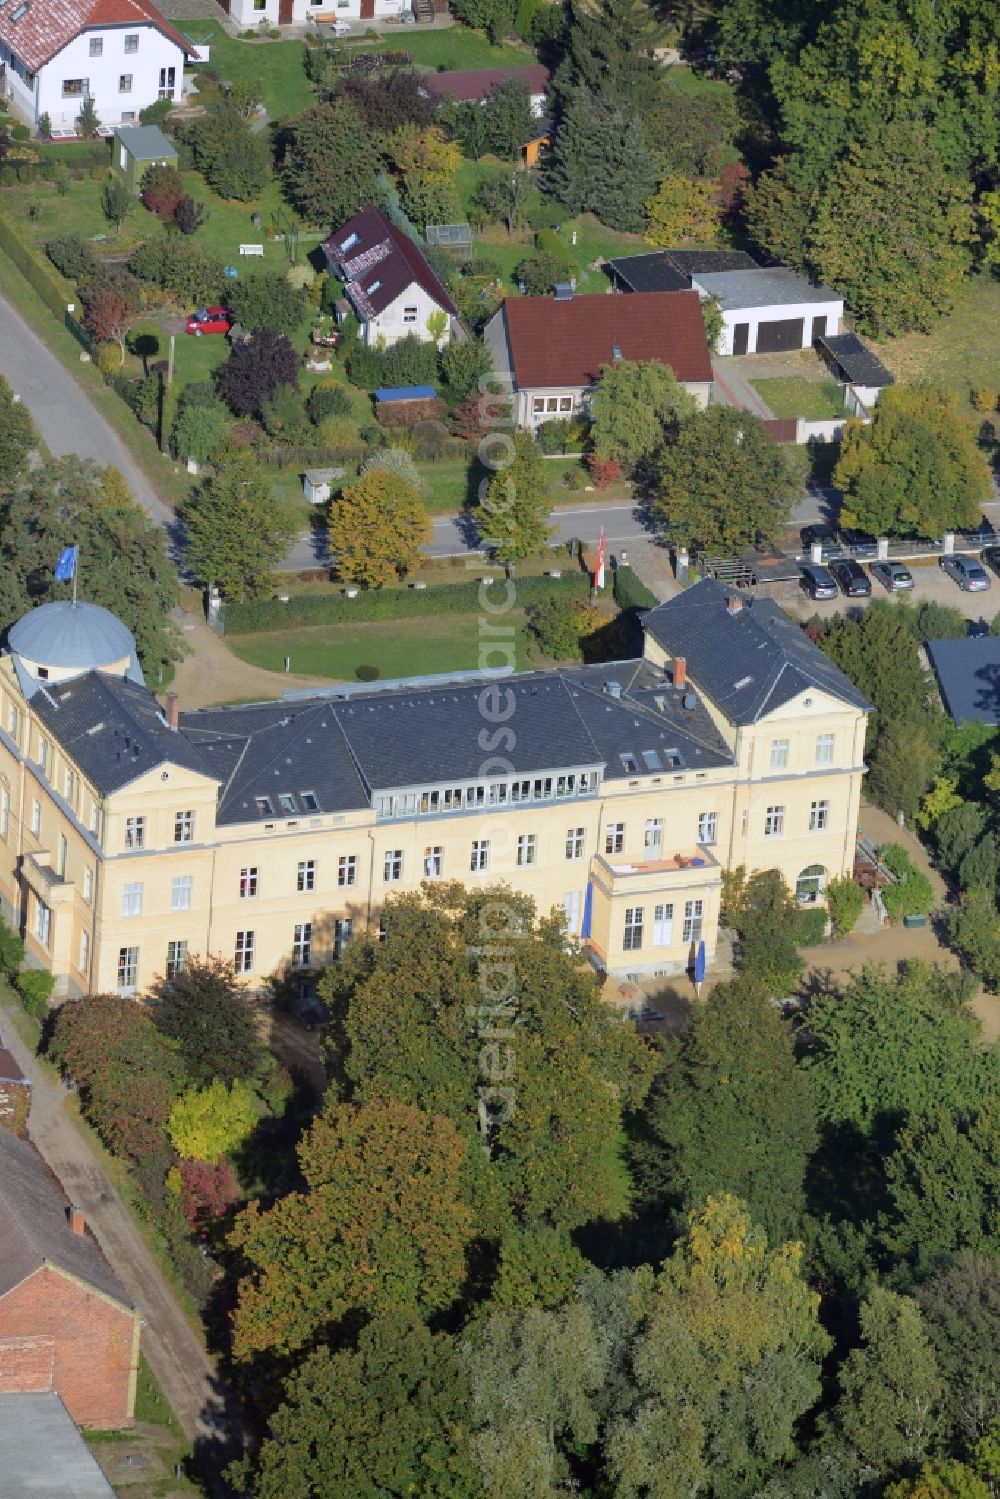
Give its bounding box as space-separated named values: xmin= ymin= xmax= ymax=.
xmin=514 ymin=378 xmax=710 ymax=429
xmin=713 ymin=300 xmax=843 ymax=356
xmin=228 ymin=0 xmax=402 ymax=25
xmin=35 ymin=25 xmax=185 ymax=130
xmin=363 ymin=283 xmax=452 ymax=347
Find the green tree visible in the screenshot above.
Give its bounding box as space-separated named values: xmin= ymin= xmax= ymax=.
xmin=949 ymin=886 xmax=1000 ymax=987
xmin=327 ymin=467 xmax=430 ymax=587
xmin=804 ymin=962 xmax=997 ymax=1144
xmin=187 ymin=102 xmax=271 ymax=201
xmin=722 ymin=866 xmax=806 ymax=994
xmin=546 ymin=91 xmax=658 ymax=233
xmin=608 ymin=1195 xmax=831 ymax=1499
xmin=229 ymin=1095 xmax=476 ymax=1359
xmin=834 ymin=386 xmax=991 ymax=539
xmin=633 ymin=975 xmax=817 ymax=1241
xmin=439 ymin=336 xmax=491 ymax=404
xmin=480 ymin=81 xmax=536 ymax=159
xmin=641 ymin=81 xmax=740 ymax=177
xmin=475 ymin=170 xmax=531 ymax=236
xmin=885 ymin=1462 xmax=992 ymax=1499
xmin=476 ymin=431 xmax=552 ymax=564
xmin=150 ymin=954 xmax=268 ymax=1086
xmin=281 ymin=100 xmax=382 ymax=226
xmin=168 ymin=1078 xmax=257 ymax=1164
xmin=555 ymin=0 xmax=661 ymax=115
xmin=528 ymin=593 xmax=581 ymax=659
xmin=826 ymin=875 xmax=865 ymax=936
xmin=589 ymin=360 xmax=696 ymax=477
xmin=230 ymin=1312 xmax=477 ymax=1499
xmin=0 ymin=457 xmax=179 ymax=679
xmin=810 ymin=124 xmax=974 ymax=336
xmin=448 ymin=0 xmax=515 ymax=42
xmin=645 ymin=175 xmax=722 ymax=246
xmin=918 ymin=1253 xmax=1000 ymax=1451
xmin=228 ymin=272 xmax=308 ymax=335
xmin=835 ymin=1285 xmax=944 ymax=1474
xmin=652 ymin=406 xmax=798 ymax=553
xmin=881 ymin=1104 xmax=1000 ymax=1281
xmin=101 ymin=177 xmax=133 ymax=234
xmin=0 ymin=374 xmax=36 ymax=485
xmin=182 ymin=450 xmax=300 ymax=599
xmin=464 ymin=1299 xmax=607 ymax=1499
xmin=171 ymin=402 xmax=228 ymax=465
xmin=319 ymin=884 xmax=656 ymax=1233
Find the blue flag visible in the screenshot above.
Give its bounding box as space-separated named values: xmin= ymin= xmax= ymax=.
xmin=54 ymin=546 xmax=77 ymax=583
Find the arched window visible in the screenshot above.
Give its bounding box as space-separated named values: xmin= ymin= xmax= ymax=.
xmin=796 ymin=864 xmax=826 ymax=904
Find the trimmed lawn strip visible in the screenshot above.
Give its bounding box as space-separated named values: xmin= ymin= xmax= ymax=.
xmin=357 ymin=25 xmax=529 ymax=69
xmin=228 ymin=609 xmax=540 ymax=678
xmin=749 ymin=376 xmax=847 ymax=420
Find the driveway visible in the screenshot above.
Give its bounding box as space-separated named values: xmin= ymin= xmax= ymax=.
xmin=0 ymin=1000 xmax=242 ymax=1476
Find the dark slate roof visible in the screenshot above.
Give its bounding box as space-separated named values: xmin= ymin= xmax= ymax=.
xmin=606 ymin=249 xmax=758 ymax=293
xmin=0 ymin=1131 xmax=132 ymax=1308
xmin=179 ymin=699 xmax=369 ymax=824
xmin=642 ymin=579 xmax=872 ymax=724
xmin=32 ymin=672 xmax=217 ymax=796
xmin=817 ymin=332 xmax=894 ymax=388
xmin=0 ymin=1394 xmax=116 ymax=1499
xmin=560 ymin=661 xmax=732 ymax=776
xmin=926 ymin=637 xmax=1000 ymax=725
xmin=321 ymin=205 xmax=458 ymax=322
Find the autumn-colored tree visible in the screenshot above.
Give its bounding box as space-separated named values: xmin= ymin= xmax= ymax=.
xmin=885 ymin=1461 xmax=991 ymax=1499
xmin=82 ymin=276 xmax=139 ymax=365
xmin=645 ymin=175 xmax=722 ymax=246
xmin=327 ymin=467 xmax=430 ymax=587
xmin=167 ymin=1079 xmax=258 ymax=1164
xmin=141 ymin=162 xmax=185 ymax=219
xmin=229 ymin=1096 xmax=476 ymax=1359
xmin=175 ymin=1158 xmax=241 ymax=1227
xmin=834 ymin=385 xmax=990 ymax=539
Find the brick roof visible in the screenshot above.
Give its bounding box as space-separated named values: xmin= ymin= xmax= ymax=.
xmin=0 ymin=0 xmax=196 ymax=74
xmin=0 ymin=1131 xmax=132 ymax=1309
xmin=423 ymin=64 xmax=550 ymax=102
xmin=499 ymin=290 xmax=713 ymax=389
xmin=321 ymin=205 xmax=457 ymax=321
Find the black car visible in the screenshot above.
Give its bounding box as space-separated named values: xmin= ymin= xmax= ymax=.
xmin=838 ymin=527 xmax=879 ymax=559
xmin=799 ymin=563 xmax=839 ymax=600
xmin=800 ymin=525 xmax=841 ymax=560
xmin=829 ymin=558 xmax=872 ymax=597
xmin=982 ymin=546 xmax=1000 ymax=577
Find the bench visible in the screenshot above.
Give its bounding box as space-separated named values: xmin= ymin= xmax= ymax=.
xmin=239 ymin=243 xmax=264 ymax=257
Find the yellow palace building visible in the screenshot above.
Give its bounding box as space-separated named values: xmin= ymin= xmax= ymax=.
xmin=0 ymin=579 xmax=871 ymax=1000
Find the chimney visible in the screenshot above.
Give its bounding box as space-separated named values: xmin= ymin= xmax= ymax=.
xmin=726 ymin=595 xmax=743 ymax=615
xmin=68 ymin=1206 xmax=86 ymax=1236
xmin=673 ymin=656 xmax=686 ymax=689
xmin=165 ymin=691 xmax=179 ymax=730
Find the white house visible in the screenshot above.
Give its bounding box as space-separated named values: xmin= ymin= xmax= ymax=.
xmin=0 ymin=0 xmax=194 ymax=134
xmin=485 ymin=289 xmax=713 ymax=430
xmin=321 ymin=205 xmax=460 ymax=349
xmin=222 ymin=0 xmax=408 ymax=29
xmin=690 ymin=267 xmax=844 ymax=356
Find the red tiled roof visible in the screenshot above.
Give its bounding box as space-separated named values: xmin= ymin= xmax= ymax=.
xmin=501 ymin=291 xmax=713 ymax=389
xmin=321 ymin=205 xmax=458 ymax=322
xmin=424 ymin=65 xmax=550 ymax=102
xmin=0 ymin=0 xmax=196 ymax=74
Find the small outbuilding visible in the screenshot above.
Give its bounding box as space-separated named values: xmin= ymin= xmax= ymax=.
xmin=374 ymin=385 xmax=447 ymax=427
xmin=113 ymin=124 xmax=178 ymax=194
xmin=303 ymin=468 xmax=345 ymax=505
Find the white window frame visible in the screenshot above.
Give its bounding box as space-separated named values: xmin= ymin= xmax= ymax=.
xmin=770 ymin=739 xmax=790 ymax=771
xmin=815 ymin=733 xmax=835 ymax=766
xmin=235 ymin=930 xmax=255 ymax=974
xmin=35 ymin=900 xmax=51 ymax=948
xmin=623 ymin=906 xmax=644 ymax=951
xmin=683 ymin=899 xmax=703 ymax=944
xmin=564 ymin=889 xmax=582 ymax=935
xmin=30 ymin=800 xmax=40 ymax=836
xmin=764 ymin=805 xmax=785 ymax=837
xmin=334 ymin=917 xmax=353 ymax=956
xmin=0 ymin=784 xmax=9 ymax=840
xmin=121 ymin=881 xmax=143 ymax=918
xmin=125 ymin=815 xmax=145 ymax=849
xmin=80 ymin=930 xmax=90 ymax=973
xmin=240 ymin=867 xmax=258 ymax=899
xmin=470 ymin=839 xmax=490 ymax=873
xmin=171 ymin=875 xmax=192 ymax=912
xmin=644 ymin=818 xmax=663 ymax=852
xmin=517 ymin=833 xmax=537 ymax=867
xmin=117 ymin=944 xmax=138 ymax=994
xmin=83 ymin=867 xmax=94 ymax=903
xmin=166 ymin=939 xmax=188 ymax=980
xmin=89 ymin=37 xmax=103 ymax=56
xmin=653 ymin=902 xmax=674 ymax=946
xmin=809 ymin=799 xmax=830 ymax=832
xmin=297 ymin=859 xmax=316 ymax=893
xmin=566 ymin=827 xmax=585 ymax=861
xmin=383 ymin=849 xmax=403 ymax=883
xmin=697 ymin=811 xmax=717 ymax=846
xmin=174 ymin=810 xmax=194 ymax=844
xmin=605 ymin=823 xmax=625 ymax=855
xmin=338 ymin=855 xmax=357 ymax=887
xmin=292 ymin=922 xmax=312 ymax=968
xmin=423 ymin=845 xmax=443 ymax=878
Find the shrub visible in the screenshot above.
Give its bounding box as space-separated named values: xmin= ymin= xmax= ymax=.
xmin=45 ymin=233 xmax=96 ymax=282
xmin=361 ymin=446 xmax=423 ymax=491
xmin=141 ymin=162 xmax=184 ymax=219
xmin=218 ymin=327 xmax=298 ymax=418
xmin=586 ymin=453 xmax=624 ymax=489
xmin=613 ymin=567 xmax=658 ymax=611
xmin=139 ymin=98 xmax=174 ymax=128
xmin=173 ymin=195 xmax=206 ymax=235
xmin=356 ymin=664 xmax=380 ymax=681
xmin=536 ymin=418 xmax=571 ymax=455
xmin=315 ymin=414 xmax=361 ymax=447
xmin=972 ymin=388 xmax=997 ymax=414
xmin=826 ymin=875 xmax=865 ymax=936
xmin=15 ymin=968 xmax=55 ymax=1018
xmin=562 ymin=465 xmax=585 ymax=490
xmin=0 ymin=917 xmax=24 ymax=978
xmin=879 ymin=845 xmax=936 ymax=920
xmin=308 ymin=382 xmax=353 ymax=424
xmin=94 ymin=342 xmax=121 ymax=377
xmin=37 ymin=113 xmax=52 ymax=139
xmin=796 ymin=906 xmax=828 ymax=946
xmin=529 ymin=593 xmax=582 ymax=659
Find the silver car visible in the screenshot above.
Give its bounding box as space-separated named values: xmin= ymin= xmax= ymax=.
xmin=871 ymin=561 xmax=914 ymax=592
xmin=940 ymin=554 xmax=991 ymax=592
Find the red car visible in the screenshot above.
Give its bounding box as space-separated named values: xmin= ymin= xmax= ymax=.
xmin=186 ymin=305 xmax=233 ymax=336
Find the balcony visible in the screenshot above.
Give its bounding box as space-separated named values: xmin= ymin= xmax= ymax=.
xmin=591 ymin=846 xmax=720 ymax=897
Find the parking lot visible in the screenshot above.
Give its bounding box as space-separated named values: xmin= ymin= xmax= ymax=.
xmin=781 ymin=549 xmax=1000 ymax=627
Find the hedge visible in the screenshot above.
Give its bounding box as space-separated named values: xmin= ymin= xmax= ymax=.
xmin=255 ymin=442 xmax=367 ymax=469
xmin=0 ymin=207 xmax=79 ymax=324
xmin=225 ymin=570 xmax=589 ymax=633
xmin=613 ymin=566 xmax=658 ymax=612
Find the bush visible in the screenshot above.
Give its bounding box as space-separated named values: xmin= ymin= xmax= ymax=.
xmin=15 ymin=968 xmax=55 ymax=1018
xmin=45 ymin=233 xmax=96 ymax=281
xmin=139 ymin=98 xmax=174 ymax=128
xmin=562 ymin=466 xmax=585 ymax=490
xmin=225 ymin=570 xmax=588 ymax=632
xmin=826 ymin=875 xmax=865 ymax=936
xmin=972 ymin=388 xmax=997 ymax=414
xmin=0 ymin=209 xmax=78 ymax=325
xmin=308 ymin=382 xmax=352 ymax=424
xmin=613 ymin=566 xmax=658 ymax=611
xmin=361 ymin=446 xmax=423 ymax=491
xmin=879 ymin=844 xmax=936 ymax=920
xmin=586 ymin=453 xmax=624 ymax=489
xmin=796 ymin=906 xmax=828 ymax=946
xmin=141 ymin=162 xmax=184 ymax=219
xmin=536 ymin=418 xmax=571 ymax=455
xmin=356 ymin=664 xmax=380 ymax=681
xmin=0 ymin=917 xmax=24 ymax=977
xmin=529 ymin=593 xmax=581 ymax=659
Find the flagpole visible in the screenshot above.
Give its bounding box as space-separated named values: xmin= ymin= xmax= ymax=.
xmin=72 ymin=545 xmax=78 ymax=607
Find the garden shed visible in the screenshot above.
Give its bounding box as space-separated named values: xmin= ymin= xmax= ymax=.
xmin=113 ymin=125 xmax=178 ymax=194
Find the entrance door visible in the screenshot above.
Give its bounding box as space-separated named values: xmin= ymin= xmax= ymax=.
xmin=158 ymin=66 xmax=176 ymax=99
xmin=279 ymin=0 xmax=293 ymax=22
xmin=361 ymin=0 xmax=376 ymax=15
xmin=732 ymin=322 xmax=749 ymax=356
xmin=811 ymin=314 xmax=827 ymax=344
xmin=755 ymin=317 xmax=805 ymax=353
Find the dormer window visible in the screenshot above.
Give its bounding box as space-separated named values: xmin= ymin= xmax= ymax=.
xmin=11 ymin=3 xmax=29 ymax=20
xmin=366 ymin=279 xmax=381 ymax=294
xmin=339 ymin=232 xmax=359 ymax=253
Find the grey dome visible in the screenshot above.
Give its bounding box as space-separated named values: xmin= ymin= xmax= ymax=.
xmin=8 ymin=601 xmax=137 ymax=670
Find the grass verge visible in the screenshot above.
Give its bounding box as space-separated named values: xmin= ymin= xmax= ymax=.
xmin=750 ymin=376 xmax=847 ymax=420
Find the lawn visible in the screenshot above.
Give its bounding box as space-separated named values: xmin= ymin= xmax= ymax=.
xmin=229 ymin=609 xmax=538 ymax=678
xmin=877 ymin=276 xmax=1000 ymax=416
xmin=750 ymin=377 xmax=848 ymax=420
xmin=465 ymin=205 xmax=647 ymax=294
xmin=357 ymin=26 xmax=528 ymax=71
xmin=184 ymin=20 xmax=312 ymax=116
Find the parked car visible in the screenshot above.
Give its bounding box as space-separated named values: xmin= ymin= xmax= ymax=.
xmin=871 ymin=560 xmax=915 ymax=592
xmin=981 ymin=545 xmax=1000 ymax=577
xmin=838 ymin=527 xmax=879 ymax=558
xmin=186 ymin=306 xmax=233 ymax=336
xmin=799 ymin=563 xmax=839 ymax=600
xmin=940 ymin=553 xmax=991 ymax=591
xmin=829 ymin=558 xmax=872 ymax=597
xmin=800 ymin=525 xmax=841 ymax=559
